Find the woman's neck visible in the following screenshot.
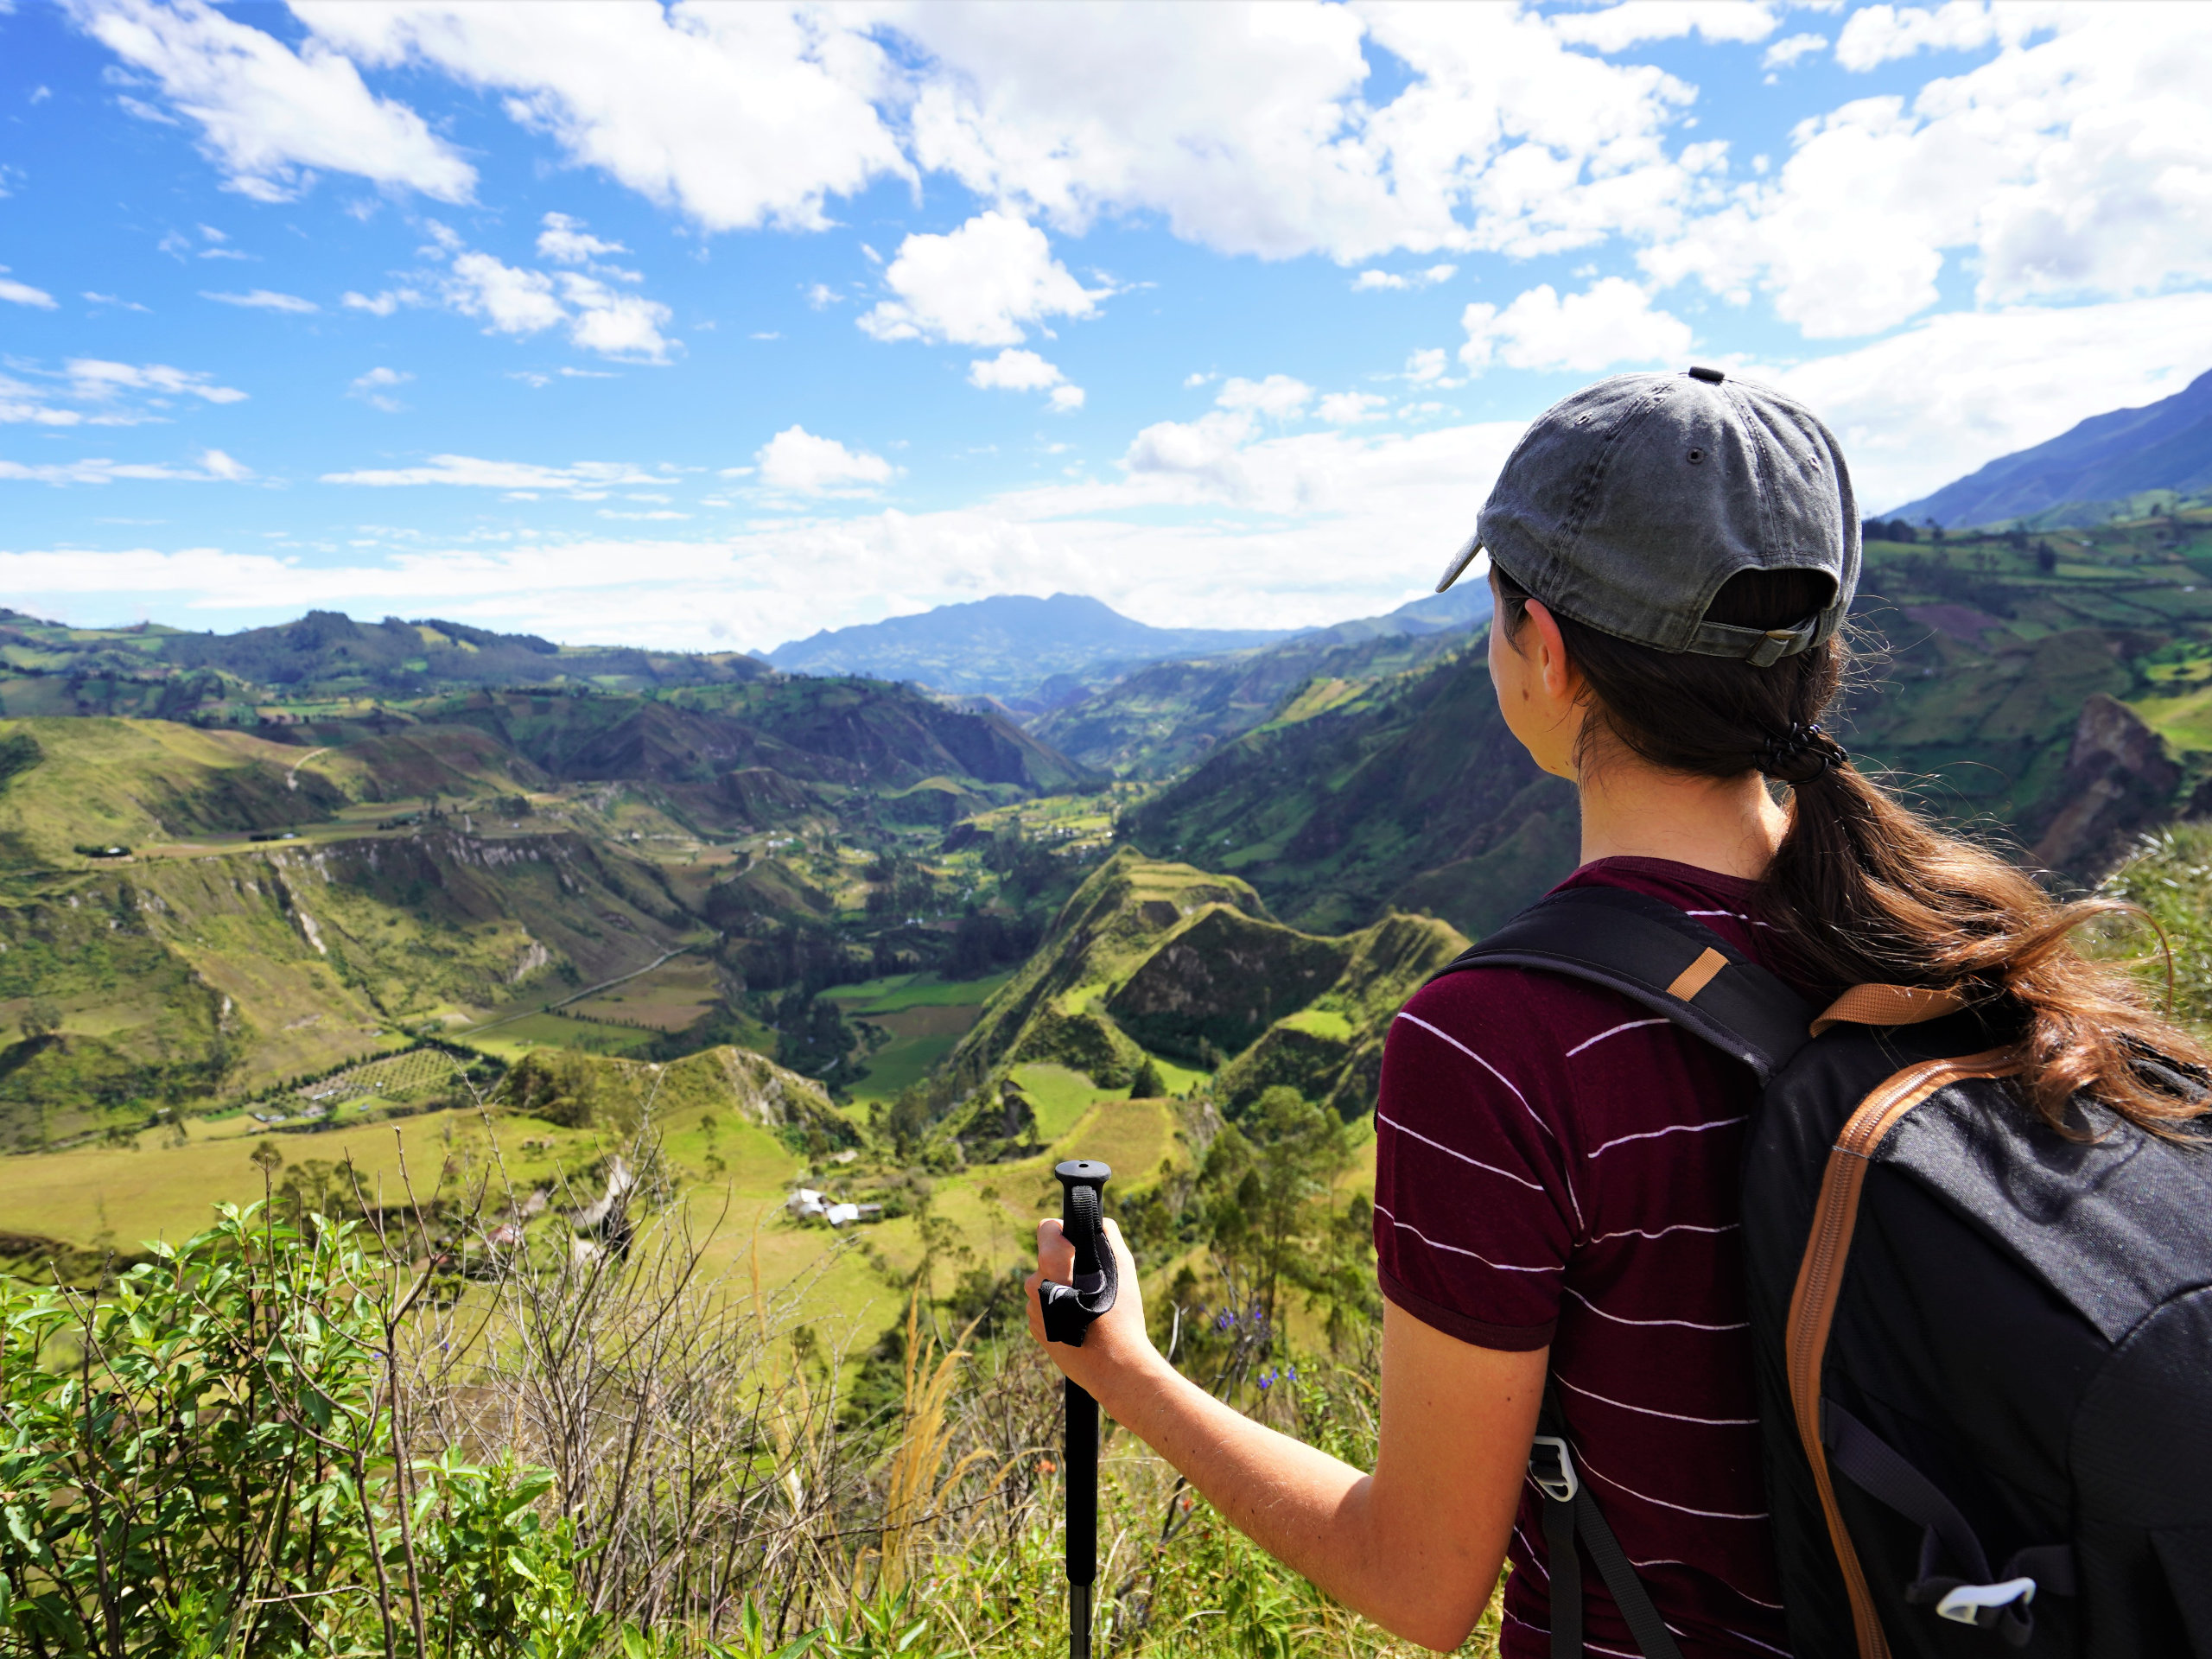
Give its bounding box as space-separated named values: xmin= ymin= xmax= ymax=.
xmin=1575 ymin=761 xmax=1790 ymax=880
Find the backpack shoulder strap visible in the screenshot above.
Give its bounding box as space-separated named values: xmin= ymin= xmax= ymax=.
xmin=1430 ymin=886 xmax=1815 ymax=1083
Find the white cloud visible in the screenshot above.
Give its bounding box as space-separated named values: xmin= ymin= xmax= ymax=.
xmin=1317 ymin=391 xmax=1389 ymax=425
xmin=968 ymin=348 xmax=1065 ymax=393
xmin=1834 ymin=2 xmax=2003 ymax=71
xmin=1122 ymin=375 xmax=1319 ymax=498
xmin=536 ymin=211 xmax=626 ymax=264
xmin=0 ymin=447 xmax=250 ymax=485
xmin=898 ymin=3 xmax=1715 ymax=265
xmin=859 ymin=212 xmax=1106 ymax=347
xmin=752 ymin=426 xmax=895 ymax=494
xmin=1644 ymin=7 xmax=2212 ymax=336
xmin=1459 ymin=277 xmax=1693 ymax=373
xmin=74 ymin=0 xmax=474 ymax=202
xmin=1216 ymin=375 xmax=1314 ymax=420
xmin=0 ymin=413 xmax=1522 ymax=641
xmin=83 ymin=291 xmax=151 ymax=311
xmin=1403 ymin=347 xmax=1451 ymax=385
xmin=804 ymin=283 xmax=842 ymax=308
xmin=446 ymin=253 xmax=563 ymax=336
xmin=341 ymin=289 xmax=410 ymax=316
xmin=555 ymin=272 xmax=676 ymax=361
xmin=1762 ymin=32 xmax=1828 ymax=70
xmin=1748 ymin=291 xmax=2212 ymax=511
xmin=295 ymin=1 xmax=908 ymax=232
xmin=347 ymin=365 xmax=411 ymax=412
xmin=321 ymin=454 xmax=671 ymax=492
xmin=203 ymin=288 xmax=318 ymax=313
xmin=1 ymin=359 xmax=246 ymax=426
xmin=0 ymin=267 xmax=56 ymax=308
xmin=68 ymin=359 xmax=247 ymax=404
xmin=1351 ymin=264 xmax=1459 ymax=291
xmin=1550 ymin=2 xmax=1780 ymax=53
xmin=968 ymin=347 xmax=1087 ymax=409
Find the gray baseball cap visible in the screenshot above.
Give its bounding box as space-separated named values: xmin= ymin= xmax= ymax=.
xmin=1438 ymin=366 xmax=1859 ymax=667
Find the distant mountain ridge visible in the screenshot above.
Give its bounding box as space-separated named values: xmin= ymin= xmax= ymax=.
xmin=766 ymin=586 xmax=1490 ymax=706
xmin=766 ymin=593 xmax=1297 ymax=698
xmin=1891 ymin=367 xmax=2212 ymax=529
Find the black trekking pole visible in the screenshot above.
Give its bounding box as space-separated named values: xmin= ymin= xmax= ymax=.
xmin=1040 ymin=1159 xmax=1116 ymax=1659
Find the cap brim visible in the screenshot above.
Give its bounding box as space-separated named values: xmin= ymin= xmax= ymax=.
xmin=1436 ymin=534 xmax=1488 ymax=594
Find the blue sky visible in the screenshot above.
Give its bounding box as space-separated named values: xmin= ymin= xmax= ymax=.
xmin=3 ymin=0 xmax=2210 ymax=651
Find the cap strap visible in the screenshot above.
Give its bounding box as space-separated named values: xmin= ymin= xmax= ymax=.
xmin=1688 ymin=611 xmax=1827 ymax=666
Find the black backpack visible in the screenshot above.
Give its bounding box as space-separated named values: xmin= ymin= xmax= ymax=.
xmin=1433 ymin=887 xmax=2212 ymax=1658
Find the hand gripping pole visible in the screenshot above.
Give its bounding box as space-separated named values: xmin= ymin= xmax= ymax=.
xmin=1045 ymin=1159 xmax=1116 ymax=1659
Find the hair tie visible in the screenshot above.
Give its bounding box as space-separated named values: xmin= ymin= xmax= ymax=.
xmin=1762 ymin=721 xmax=1848 ymax=784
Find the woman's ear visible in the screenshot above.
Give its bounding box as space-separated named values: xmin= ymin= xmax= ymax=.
xmin=1522 ymin=599 xmax=1579 ymax=704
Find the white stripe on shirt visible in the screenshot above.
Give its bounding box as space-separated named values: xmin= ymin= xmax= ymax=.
xmin=1564 ymin=1286 xmax=1749 ymax=1332
xmin=1575 ymin=1449 xmax=1771 ymax=1521
xmin=1564 ymin=1017 xmax=1669 ymax=1058
xmin=1392 ymin=1008 xmax=1585 ymax=1229
xmin=1373 ymin=1200 xmax=1553 ymax=1274
xmin=1587 ymin=1115 xmax=1749 ymax=1158
xmin=1376 ymin=1109 xmax=1548 ymax=1193
xmin=1557 ymin=1372 xmax=1758 ymax=1426
xmin=1585 ymin=1219 xmax=1740 ymax=1244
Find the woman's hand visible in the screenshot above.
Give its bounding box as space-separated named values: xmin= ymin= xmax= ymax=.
xmin=1024 ymin=1217 xmax=1168 ymax=1411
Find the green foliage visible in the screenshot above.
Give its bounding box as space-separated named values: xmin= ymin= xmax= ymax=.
xmin=2098 ymin=821 xmax=2212 ymax=1027
xmin=0 ymin=1203 xmax=599 ymax=1656
xmin=1129 ymin=1055 xmax=1165 ymax=1099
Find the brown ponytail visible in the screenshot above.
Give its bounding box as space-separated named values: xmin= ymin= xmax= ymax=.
xmin=1492 ymin=563 xmax=2209 ymax=1139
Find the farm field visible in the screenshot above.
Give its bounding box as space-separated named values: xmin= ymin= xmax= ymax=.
xmin=825 ymin=969 xmax=1014 ymax=1103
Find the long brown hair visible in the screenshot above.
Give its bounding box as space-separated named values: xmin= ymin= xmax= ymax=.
xmin=1492 ymin=562 xmax=2209 ymax=1138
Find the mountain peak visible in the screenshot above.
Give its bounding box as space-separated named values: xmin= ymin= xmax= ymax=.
xmin=1890 ymin=366 xmax=2212 ymax=529
xmin=764 ymin=593 xmax=1300 ymax=698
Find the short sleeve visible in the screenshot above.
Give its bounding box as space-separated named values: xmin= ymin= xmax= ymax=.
xmin=1372 ymin=970 xmax=1579 ymax=1351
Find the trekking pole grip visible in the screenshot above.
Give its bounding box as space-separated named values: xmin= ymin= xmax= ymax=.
xmin=1043 ymin=1160 xmax=1116 ymax=1344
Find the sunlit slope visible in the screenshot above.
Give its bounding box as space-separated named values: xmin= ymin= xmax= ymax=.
xmin=1126 ymin=650 xmax=1580 ymax=939
xmin=943 ymin=847 xmax=1465 ymax=1117
xmin=0 ymin=826 xmax=697 ymax=1147
xmin=0 ymin=717 xmax=355 ymax=862
xmin=1032 ymin=621 xmax=1481 ymax=779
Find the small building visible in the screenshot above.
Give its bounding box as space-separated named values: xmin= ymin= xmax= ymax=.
xmin=786 ymin=1187 xmax=829 ymax=1220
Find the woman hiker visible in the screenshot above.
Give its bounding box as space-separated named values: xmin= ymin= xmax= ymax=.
xmin=1025 ymin=367 xmax=2209 ymax=1656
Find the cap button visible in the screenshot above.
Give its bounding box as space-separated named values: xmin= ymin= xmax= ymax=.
xmin=1688 ymin=365 xmax=1726 ymax=384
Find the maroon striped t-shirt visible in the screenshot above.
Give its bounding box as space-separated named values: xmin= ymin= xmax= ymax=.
xmin=1373 ymin=856 xmax=1804 ymax=1659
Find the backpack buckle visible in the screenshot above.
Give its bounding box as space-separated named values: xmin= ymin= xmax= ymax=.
xmin=1933 ymin=1576 xmax=2036 ymax=1627
xmin=1529 ymin=1435 xmax=1579 ymax=1504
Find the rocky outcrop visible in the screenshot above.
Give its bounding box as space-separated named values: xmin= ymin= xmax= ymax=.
xmin=2028 ymin=694 xmax=2183 ymax=880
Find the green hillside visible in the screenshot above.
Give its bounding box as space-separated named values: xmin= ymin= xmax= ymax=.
xmin=1127 ymin=505 xmax=2212 ymax=944
xmin=939 ymin=847 xmax=1465 ymax=1122
xmin=0 ymin=608 xmax=772 ymax=717
xmin=1032 ymin=620 xmax=1478 ymax=779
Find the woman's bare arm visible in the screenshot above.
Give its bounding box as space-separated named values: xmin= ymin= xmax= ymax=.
xmin=1027 ymin=1218 xmax=1545 ymax=1652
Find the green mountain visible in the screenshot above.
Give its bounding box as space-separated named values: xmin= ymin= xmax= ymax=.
xmin=0 ymin=609 xmax=772 ymax=720
xmin=940 ymin=847 xmax=1465 ymax=1124
xmin=1125 ymin=505 xmax=2212 ymax=943
xmin=1031 ymin=588 xmax=1491 ymax=778
xmin=0 ymin=651 xmax=1115 ymax=1146
xmin=1891 ymin=366 xmax=2212 ymax=530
